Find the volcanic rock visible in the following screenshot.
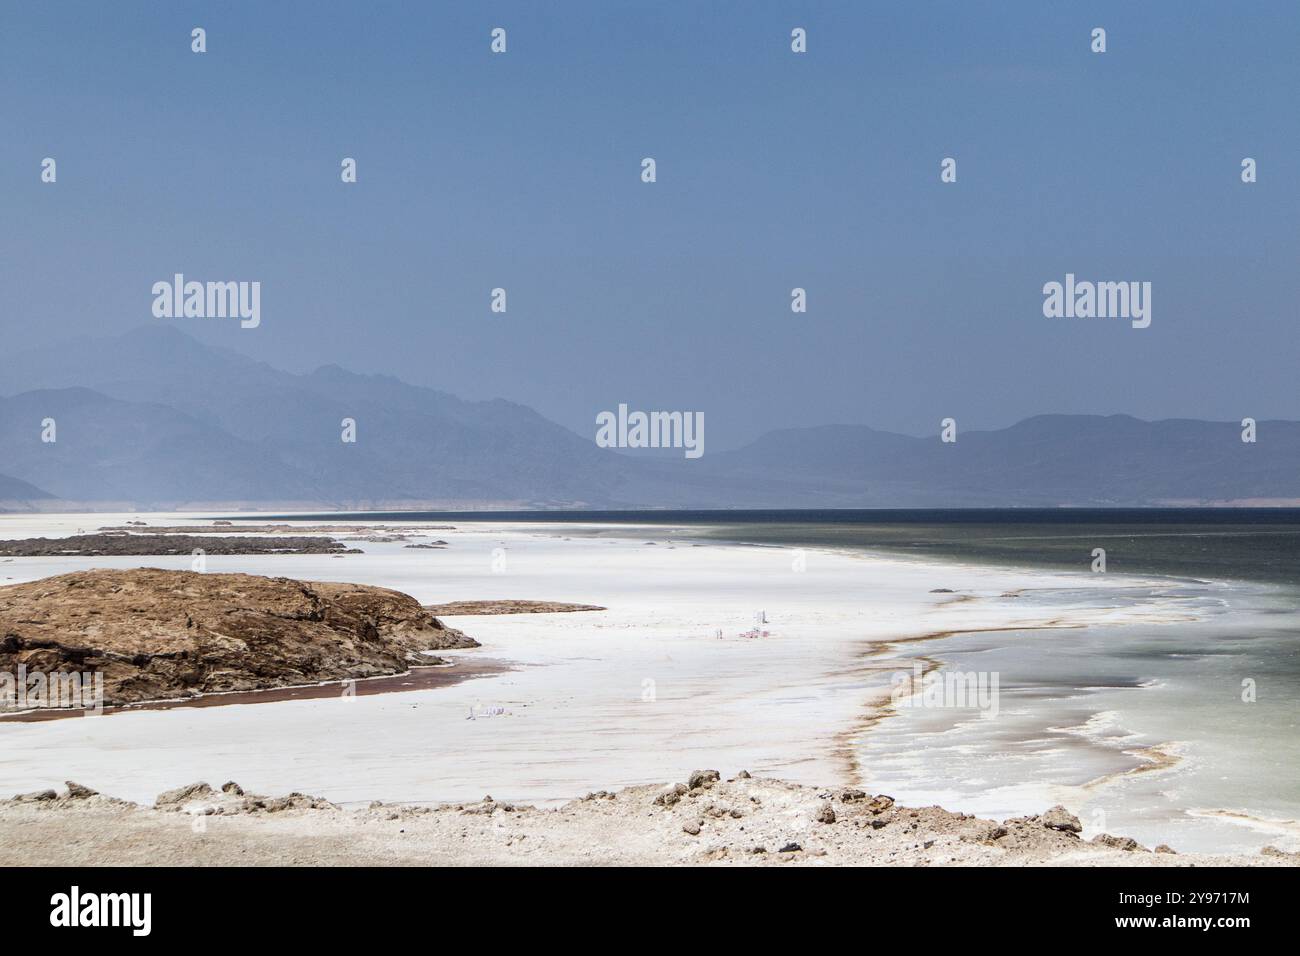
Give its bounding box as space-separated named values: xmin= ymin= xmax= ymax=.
xmin=0 ymin=569 xmax=478 ymax=707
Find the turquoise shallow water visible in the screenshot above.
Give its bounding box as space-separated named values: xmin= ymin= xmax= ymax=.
xmin=854 ymin=583 xmax=1300 ymax=853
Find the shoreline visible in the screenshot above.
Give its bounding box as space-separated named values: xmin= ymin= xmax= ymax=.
xmin=0 ymin=511 xmax=1293 ymax=857
xmin=2 ymin=772 xmax=1292 ymax=867
xmin=0 ymin=657 xmax=511 ymax=724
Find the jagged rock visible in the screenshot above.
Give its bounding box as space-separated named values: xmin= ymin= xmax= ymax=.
xmin=257 ymin=792 xmax=336 ymax=813
xmin=778 ymin=842 xmax=801 ymax=853
xmin=840 ymin=788 xmax=866 ymax=803
xmin=1092 ymin=833 xmax=1141 ymax=851
xmin=1040 ymin=806 xmax=1082 ymax=833
xmin=1260 ymin=845 xmax=1298 ymax=859
xmin=64 ymin=781 xmax=97 ymax=799
xmin=155 ymin=782 xmax=215 ymax=809
xmin=654 ymin=783 xmax=688 ymax=807
xmin=221 ymin=782 xmax=244 ymax=796
xmin=0 ymin=569 xmax=479 ymax=707
xmin=815 ymin=803 xmax=837 ymax=824
xmin=687 ymin=770 xmax=721 ymax=791
xmin=736 ymin=770 xmax=751 ymax=779
xmin=14 ymin=789 xmax=58 ymax=803
xmin=866 ymin=795 xmax=895 ymax=813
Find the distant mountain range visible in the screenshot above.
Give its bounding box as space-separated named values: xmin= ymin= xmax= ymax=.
xmin=1 ymin=326 xmax=1296 ymax=511
xmin=0 ymin=471 xmax=53 ymax=507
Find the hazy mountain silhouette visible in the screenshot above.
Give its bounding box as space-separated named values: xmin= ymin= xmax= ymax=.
xmin=698 ymin=416 xmax=1300 ymax=506
xmin=0 ymin=327 xmax=1295 ymax=510
xmin=0 ymin=387 xmax=322 ymax=505
xmin=0 ymin=471 xmax=53 ymax=506
xmin=0 ymin=328 xmax=650 ymax=508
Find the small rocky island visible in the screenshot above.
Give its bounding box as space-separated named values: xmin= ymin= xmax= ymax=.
xmin=0 ymin=569 xmax=478 ymax=708
xmin=424 ymin=600 xmax=605 ymax=615
xmin=0 ymin=533 xmax=361 ymax=557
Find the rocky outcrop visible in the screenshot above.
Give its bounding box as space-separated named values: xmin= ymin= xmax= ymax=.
xmin=153 ymin=781 xmax=338 ymax=815
xmin=1039 ymin=806 xmax=1084 ymax=833
xmin=0 ymin=569 xmax=478 ymax=707
xmin=687 ymin=769 xmax=720 ymax=791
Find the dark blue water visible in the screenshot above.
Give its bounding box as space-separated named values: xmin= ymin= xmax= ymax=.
xmin=238 ymin=508 xmax=1300 ymax=586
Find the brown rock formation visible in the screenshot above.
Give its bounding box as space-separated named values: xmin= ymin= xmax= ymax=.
xmin=0 ymin=569 xmax=478 ymax=708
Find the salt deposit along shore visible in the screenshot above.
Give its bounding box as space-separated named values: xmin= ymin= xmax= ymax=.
xmin=0 ymin=512 xmax=1284 ymax=864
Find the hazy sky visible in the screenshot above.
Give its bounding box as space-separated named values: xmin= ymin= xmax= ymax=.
xmin=2 ymin=1 xmax=1297 ymax=451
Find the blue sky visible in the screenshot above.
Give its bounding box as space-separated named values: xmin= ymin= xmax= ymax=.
xmin=2 ymin=1 xmax=1297 ymax=450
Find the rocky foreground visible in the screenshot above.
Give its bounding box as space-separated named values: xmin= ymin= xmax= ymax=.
xmin=0 ymin=569 xmax=478 ymax=708
xmin=0 ymin=772 xmax=1290 ymax=867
